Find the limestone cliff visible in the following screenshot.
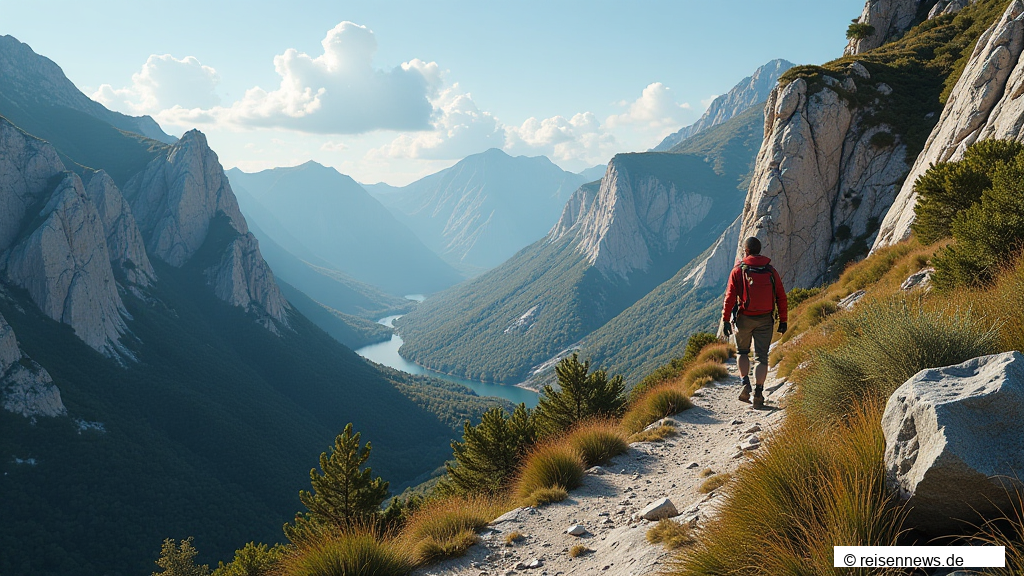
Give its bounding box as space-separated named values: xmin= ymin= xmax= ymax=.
xmin=0 ymin=119 xmax=65 ymax=251
xmin=0 ymin=309 xmax=65 ymax=418
xmin=735 ymin=71 xmax=910 ymax=289
xmin=550 ymin=156 xmax=715 ymax=280
xmin=84 ymin=171 xmax=156 ymax=287
xmin=845 ymin=0 xmax=924 ymax=55
xmin=653 ymin=59 xmax=795 ymax=151
xmin=4 ymin=173 xmax=129 ymax=355
xmin=875 ymin=0 xmax=1024 ymax=249
xmin=682 ymin=216 xmax=742 ymax=291
xmin=124 ymin=129 xmax=289 ymax=328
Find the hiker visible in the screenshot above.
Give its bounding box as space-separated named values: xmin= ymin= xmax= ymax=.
xmin=721 ymin=236 xmax=787 ymax=408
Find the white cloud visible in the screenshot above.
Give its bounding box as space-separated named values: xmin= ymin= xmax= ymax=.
xmin=159 ymin=22 xmax=435 ymax=134
xmin=320 ymin=140 xmax=349 ymax=152
xmin=606 ymin=82 xmax=690 ymax=129
xmin=504 ymin=112 xmax=616 ymax=166
xmin=93 ymin=54 xmax=220 ymax=114
xmin=373 ymin=82 xmax=503 ymax=160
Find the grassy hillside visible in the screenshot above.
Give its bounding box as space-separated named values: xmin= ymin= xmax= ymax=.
xmin=0 ymin=219 xmax=498 ymax=576
xmin=396 ymin=110 xmax=762 ymax=384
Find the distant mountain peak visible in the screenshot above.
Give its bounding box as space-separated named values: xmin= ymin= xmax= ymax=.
xmin=651 ymin=58 xmax=795 ymax=152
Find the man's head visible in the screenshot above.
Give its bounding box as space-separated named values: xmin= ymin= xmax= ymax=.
xmin=744 ymin=236 xmax=762 ymax=256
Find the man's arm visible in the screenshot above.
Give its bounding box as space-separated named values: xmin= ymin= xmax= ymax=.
xmin=722 ymin=267 xmax=739 ymax=324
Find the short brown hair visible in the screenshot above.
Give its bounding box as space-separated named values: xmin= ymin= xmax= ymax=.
xmin=744 ymin=236 xmax=762 ymax=255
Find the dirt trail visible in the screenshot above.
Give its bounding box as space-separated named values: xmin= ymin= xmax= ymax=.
xmin=413 ymin=359 xmax=791 ymax=576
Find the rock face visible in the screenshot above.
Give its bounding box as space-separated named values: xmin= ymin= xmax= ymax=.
xmin=653 ymin=59 xmax=795 ymax=152
xmin=84 ymin=171 xmax=155 ymax=286
xmin=551 ymin=156 xmax=714 ymax=280
xmin=0 ymin=118 xmax=65 ymax=251
xmin=681 ymin=216 xmax=742 ymax=291
xmin=0 ymin=34 xmax=175 ymax=143
xmin=845 ymin=0 xmax=923 ymax=56
xmin=883 ymin=352 xmax=1024 ymax=533
xmin=928 ymin=0 xmax=978 ymax=18
xmin=0 ymin=310 xmax=65 ymax=418
xmin=124 ymin=129 xmax=289 ymax=328
xmin=874 ymin=1 xmax=1024 ymax=249
xmin=736 ymin=74 xmax=910 ymax=288
xmin=4 ymin=173 xmax=129 ymax=354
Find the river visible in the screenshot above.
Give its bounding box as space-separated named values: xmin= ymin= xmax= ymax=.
xmin=355 ymin=303 xmax=539 ymax=407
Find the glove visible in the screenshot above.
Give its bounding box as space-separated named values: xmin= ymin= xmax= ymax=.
xmin=722 ymin=322 xmax=732 ymax=337
xmin=777 ymin=321 xmax=788 ymax=334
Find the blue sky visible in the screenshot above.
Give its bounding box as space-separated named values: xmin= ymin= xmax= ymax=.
xmin=2 ymin=0 xmax=865 ymax=184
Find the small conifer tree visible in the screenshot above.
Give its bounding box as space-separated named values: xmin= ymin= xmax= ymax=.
xmin=153 ymin=537 xmax=210 ymax=576
xmin=446 ymin=403 xmax=537 ymax=493
xmin=212 ymin=542 xmax=285 ymax=576
xmin=284 ymin=423 xmax=389 ymax=542
xmin=535 ymin=353 xmax=625 ymax=435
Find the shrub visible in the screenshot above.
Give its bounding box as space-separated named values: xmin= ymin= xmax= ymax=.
xmin=446 ymin=404 xmax=536 ymax=495
xmin=646 ymin=519 xmax=696 ymax=550
xmin=934 ymin=154 xmax=1024 ymax=288
xmin=566 ymin=420 xmax=629 ymax=467
xmin=568 ymin=544 xmax=591 ymax=558
xmin=515 ymin=442 xmax=585 ymax=502
xmin=522 ymin=486 xmax=569 ymax=507
xmin=699 ymin=468 xmax=715 ymax=478
xmin=632 ymin=333 xmax=721 ymax=400
xmin=869 ymin=131 xmax=895 ymax=148
xmin=534 ymin=353 xmax=626 ymax=436
xmin=804 ymin=299 xmax=838 ymax=328
xmin=400 ymin=496 xmax=508 ymax=565
xmin=681 ymin=332 xmax=720 ymax=364
xmin=278 ymin=527 xmax=413 ymax=576
xmin=673 ymin=403 xmax=906 ymax=575
xmin=680 ymin=361 xmax=729 ymax=392
xmin=153 ymin=537 xmax=210 ymax=576
xmin=798 ymin=294 xmax=998 ymax=421
xmin=846 ymin=22 xmax=875 ymax=40
xmin=975 ymin=255 xmax=1024 ymax=353
xmin=698 ymin=473 xmax=731 ymax=494
xmin=912 ymin=139 xmax=1023 ymax=245
xmin=837 ymin=243 xmax=913 ymax=292
xmin=213 ymin=542 xmax=286 ymax=576
xmin=629 ymin=424 xmax=678 ymax=443
xmin=695 ymin=343 xmax=734 ymax=364
xmin=787 ymin=287 xmax=822 ymax=309
xmin=621 ymin=386 xmax=691 ymax=435
xmin=504 ymin=531 xmax=525 ymax=545
xmin=964 ymin=486 xmax=1024 ymax=576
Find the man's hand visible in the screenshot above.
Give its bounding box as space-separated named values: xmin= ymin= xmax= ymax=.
xmin=777 ymin=321 xmax=788 ymax=334
xmin=723 ymin=322 xmax=732 ymax=337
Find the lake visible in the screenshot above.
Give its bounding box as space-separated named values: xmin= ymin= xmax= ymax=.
xmin=355 ymin=313 xmax=539 ymax=407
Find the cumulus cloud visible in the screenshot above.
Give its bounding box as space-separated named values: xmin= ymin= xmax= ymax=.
xmin=93 ymin=54 xmax=220 ymax=114
xmin=504 ymin=112 xmax=617 ymax=166
xmin=373 ymin=83 xmax=503 ymax=160
xmin=159 ymin=22 xmax=436 ymax=134
xmin=606 ymin=82 xmax=690 ymax=129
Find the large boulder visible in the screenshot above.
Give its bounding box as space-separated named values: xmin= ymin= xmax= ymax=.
xmin=883 ymin=351 xmax=1024 ymax=533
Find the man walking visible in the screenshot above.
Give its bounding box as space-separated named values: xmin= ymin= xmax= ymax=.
xmin=721 ymin=237 xmax=787 ymax=407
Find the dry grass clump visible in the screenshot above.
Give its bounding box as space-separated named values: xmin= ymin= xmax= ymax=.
xmin=679 ymin=361 xmax=729 ymax=393
xmin=621 ymin=385 xmax=691 ymax=435
xmin=566 ymin=419 xmax=629 ymax=468
xmin=672 ymin=402 xmax=906 ymax=575
xmin=646 ymin=519 xmax=696 ymax=550
xmin=515 ymin=442 xmax=585 ymax=504
xmin=521 ymin=485 xmax=568 ymax=507
xmin=698 ymin=473 xmax=731 ymax=494
xmin=968 ymin=255 xmax=1024 ymax=353
xmin=279 ymin=525 xmax=414 ymax=576
xmin=694 ymin=343 xmax=735 ymax=364
xmin=963 ymin=486 xmax=1024 ymax=575
xmin=629 ymin=423 xmax=678 ymax=443
xmin=568 ymin=544 xmax=592 ymax=558
xmin=504 ymin=531 xmax=525 ymax=546
xmin=699 ymin=468 xmax=715 ymax=478
xmin=400 ymin=495 xmax=509 ymax=565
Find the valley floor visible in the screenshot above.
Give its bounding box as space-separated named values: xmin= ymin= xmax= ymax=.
xmin=414 ymin=359 xmax=791 ymax=576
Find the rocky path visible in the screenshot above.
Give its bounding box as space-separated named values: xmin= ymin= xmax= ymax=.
xmin=414 ymin=360 xmax=791 ymax=576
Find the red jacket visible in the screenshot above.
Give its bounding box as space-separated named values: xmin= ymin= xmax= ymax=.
xmin=722 ymin=255 xmax=788 ymax=323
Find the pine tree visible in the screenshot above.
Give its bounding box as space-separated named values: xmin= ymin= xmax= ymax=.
xmin=446 ymin=403 xmax=537 ymax=494
xmin=534 ymin=353 xmax=625 ymax=435
xmin=285 ymin=423 xmax=389 ymax=541
xmin=153 ymin=537 xmax=210 ymax=576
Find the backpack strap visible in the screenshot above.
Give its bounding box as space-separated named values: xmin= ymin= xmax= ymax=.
xmin=738 ymin=263 xmax=779 ymax=316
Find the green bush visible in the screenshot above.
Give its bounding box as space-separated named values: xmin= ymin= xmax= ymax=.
xmin=786 ymin=287 xmax=822 ymax=309
xmin=934 ymin=152 xmax=1024 ymax=289
xmin=912 ymin=139 xmax=1023 ymax=245
xmin=534 ymin=353 xmax=625 ymax=436
xmin=869 ymin=131 xmax=896 ymax=148
xmin=799 ymin=294 xmax=998 ymax=421
xmin=213 ymin=542 xmax=286 ymax=576
xmin=846 ymin=22 xmax=875 ymax=40
xmin=515 ymin=443 xmax=585 ymax=502
xmin=632 ymin=332 xmax=720 ymax=401
xmin=445 ymin=404 xmax=536 ymax=495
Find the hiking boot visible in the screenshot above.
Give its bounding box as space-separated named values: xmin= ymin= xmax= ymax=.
xmin=738 ymin=377 xmax=752 ymax=403
xmin=752 ymin=386 xmax=765 ymax=408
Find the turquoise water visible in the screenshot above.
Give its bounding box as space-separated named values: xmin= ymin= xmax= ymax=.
xmin=355 ymin=314 xmax=539 ymax=407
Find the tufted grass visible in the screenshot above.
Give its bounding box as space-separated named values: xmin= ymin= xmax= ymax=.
xmin=515 ymin=442 xmax=585 ymax=504
xmin=566 ymin=419 xmax=629 ymax=468
xmin=400 ymin=495 xmax=510 ymax=565
xmin=647 ymin=519 xmax=696 ymax=550
xmin=278 ymin=525 xmax=413 ymax=576
xmin=621 ymin=385 xmax=691 ymax=435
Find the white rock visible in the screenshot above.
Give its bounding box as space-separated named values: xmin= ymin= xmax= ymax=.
xmin=900 ymin=267 xmax=935 ymax=291
xmin=875 ymin=1 xmax=1024 ymax=250
xmin=845 ymin=0 xmax=923 ymax=56
xmin=883 ymin=351 xmax=1024 ymax=533
xmin=850 ymin=62 xmax=871 ymax=79
xmin=84 ymin=171 xmax=155 ymax=287
xmin=0 ymin=312 xmax=65 ymax=418
xmin=638 ymin=497 xmax=679 ymax=520
xmin=566 ymin=524 xmax=587 ymax=536
xmin=876 ymin=82 xmax=894 ymax=95
xmin=839 ymin=290 xmax=867 ymax=310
